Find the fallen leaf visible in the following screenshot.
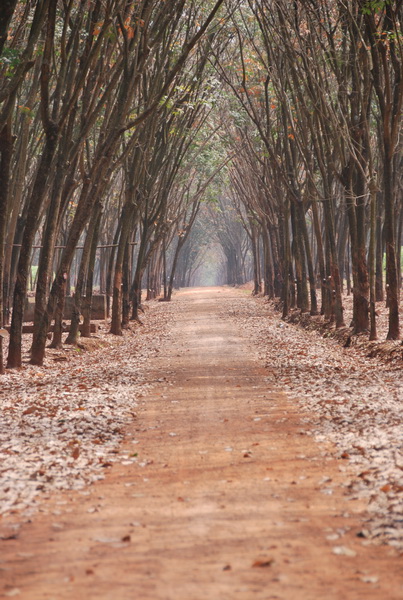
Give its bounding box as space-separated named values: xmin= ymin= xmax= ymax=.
xmin=360 ymin=575 xmax=379 ymax=584
xmin=332 ymin=546 xmax=356 ymax=557
xmin=0 ymin=532 xmax=19 ymax=540
xmin=22 ymin=405 xmax=39 ymax=416
xmin=252 ymin=558 xmax=274 ymax=568
xmin=92 ymin=536 xmax=121 ymax=544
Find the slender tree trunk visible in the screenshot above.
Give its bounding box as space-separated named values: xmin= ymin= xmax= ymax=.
xmin=383 ymin=153 xmax=399 ymax=339
xmin=369 ymin=179 xmax=377 ymax=340
xmin=33 ymin=158 xmax=74 ymax=341
xmin=2 ymin=76 xmax=37 ymax=327
xmin=282 ymin=198 xmax=290 ymax=319
xmin=396 ymin=198 xmax=402 ymax=293
xmin=0 ymin=1 xmax=18 ymax=55
xmin=346 ymin=241 xmax=352 ymax=296
xmin=105 ymin=222 xmax=121 ymax=317
xmin=82 ymin=210 xmax=102 ymax=337
xmin=167 ymin=238 xmax=184 ymax=301
xmin=49 ymin=293 xmax=65 ymax=349
xmin=354 ymin=167 xmax=370 ymax=333
xmin=323 ymin=193 xmax=344 ymax=327
xmin=110 ymin=203 xmax=135 ymax=335
xmin=299 ymin=202 xmax=318 ymax=315
xmin=337 ymin=212 xmax=349 ymax=295
xmin=162 ymin=234 xmax=168 ymax=300
xmin=65 ymin=205 xmax=101 ymax=344
xmin=375 ymin=192 xmax=384 ymax=302
xmin=30 ymin=158 xmax=109 ymax=365
xmin=7 ymin=124 xmax=59 ymax=367
xmin=146 ymin=257 xmax=153 ymax=300
xmin=131 ymin=231 xmax=148 ymax=322
xmin=311 ymin=198 xmax=327 ymax=315
xmin=292 ymin=201 xmax=309 ymax=312
xmin=131 ymin=269 xmax=144 ymax=322
xmin=262 ymin=226 xmax=274 ymax=298
xmin=251 ymin=228 xmax=261 ymax=295
xmin=122 ymin=240 xmax=131 ymax=328
xmin=0 ymin=119 xmax=14 ymax=373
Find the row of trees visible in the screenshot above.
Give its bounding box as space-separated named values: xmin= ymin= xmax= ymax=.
xmin=161 ymin=0 xmax=402 ymax=341
xmin=0 ymin=0 xmax=229 ymax=372
xmin=211 ymin=0 xmax=402 ymax=340
xmin=1 ymin=0 xmax=402 ymax=374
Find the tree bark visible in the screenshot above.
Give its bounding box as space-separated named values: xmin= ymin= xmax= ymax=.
xmin=110 ymin=202 xmax=135 ymax=335
xmin=65 ymin=204 xmax=101 ymax=345
xmin=0 ymin=119 xmax=14 ymax=373
xmin=7 ymin=123 xmax=59 ymax=367
xmin=82 ymin=210 xmax=102 ymax=337
xmin=383 ymin=153 xmax=399 ymax=339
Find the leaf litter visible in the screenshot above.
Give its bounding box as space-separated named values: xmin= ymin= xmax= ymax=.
xmin=0 ymin=303 xmax=174 ymax=518
xmin=224 ymin=294 xmax=402 ymax=551
xmin=1 ymin=290 xmax=402 ymax=556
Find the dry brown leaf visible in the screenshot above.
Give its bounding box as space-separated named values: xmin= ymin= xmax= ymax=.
xmin=252 ymin=558 xmax=274 ymax=568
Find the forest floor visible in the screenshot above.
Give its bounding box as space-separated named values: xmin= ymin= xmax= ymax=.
xmin=0 ymin=286 xmax=402 ymax=599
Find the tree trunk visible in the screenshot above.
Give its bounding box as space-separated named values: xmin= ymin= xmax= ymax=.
xmin=282 ymin=198 xmax=291 ymax=319
xmin=299 ymin=202 xmax=318 ymax=315
xmin=0 ymin=119 xmax=14 ymax=373
xmin=369 ymin=179 xmax=377 ymax=340
xmin=261 ymin=226 xmax=274 ymax=297
xmin=323 ymin=193 xmax=344 ymax=328
xmin=0 ymin=0 xmax=18 ymax=55
xmin=105 ymin=222 xmax=121 ymax=318
xmin=49 ymin=294 xmax=65 ymax=349
xmin=82 ymin=211 xmax=102 ymax=337
xmin=311 ymin=198 xmax=327 ymax=315
xmin=251 ymin=227 xmax=261 ymax=295
xmin=110 ymin=203 xmax=135 ymax=335
xmin=7 ymin=124 xmax=59 ymax=368
xmin=275 ymin=224 xmax=283 ymax=296
xmin=130 ymin=220 xmax=149 ymax=320
xmin=167 ymin=238 xmax=183 ymax=301
xmin=375 ymin=193 xmax=384 ymax=302
xmin=383 ymin=153 xmax=399 ymax=339
xmin=122 ymin=240 xmax=131 ymax=328
xmin=33 ymin=159 xmax=74 ymax=341
xmin=30 ymin=159 xmax=109 ymax=365
xmin=65 ymin=205 xmax=101 ymax=344
xmin=2 ymin=71 xmax=37 ymax=327
xmin=291 ymin=201 xmax=309 ymax=312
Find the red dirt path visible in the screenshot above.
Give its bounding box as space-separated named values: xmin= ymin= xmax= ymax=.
xmin=1 ymin=287 xmax=402 ymax=599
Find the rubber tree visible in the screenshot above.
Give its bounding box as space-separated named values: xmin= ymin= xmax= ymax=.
xmin=0 ymin=1 xmax=50 ymax=371
xmin=364 ymin=2 xmax=403 ymax=339
xmin=7 ymin=0 xmax=61 ymax=367
xmin=29 ymin=0 xmax=226 ymax=365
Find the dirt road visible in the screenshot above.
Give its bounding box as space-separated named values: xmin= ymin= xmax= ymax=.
xmin=1 ymin=287 xmax=402 ymax=599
